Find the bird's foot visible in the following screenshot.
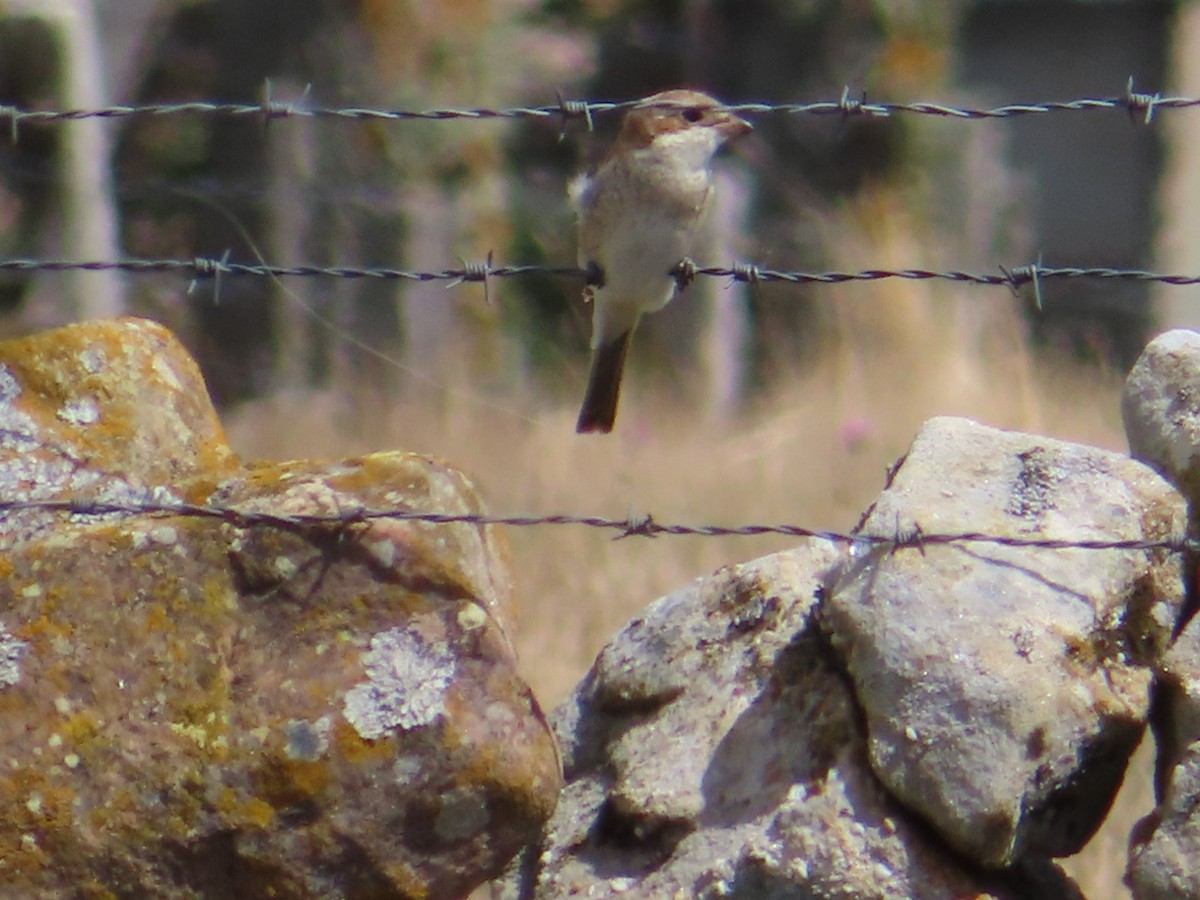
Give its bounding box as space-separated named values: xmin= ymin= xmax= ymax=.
xmin=585 ymin=259 xmax=606 ymax=289
xmin=671 ymin=257 xmax=697 ymax=293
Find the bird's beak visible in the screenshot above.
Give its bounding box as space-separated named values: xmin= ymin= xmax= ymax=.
xmin=715 ymin=108 xmax=753 ymax=137
xmin=718 ymin=112 xmax=753 ymax=139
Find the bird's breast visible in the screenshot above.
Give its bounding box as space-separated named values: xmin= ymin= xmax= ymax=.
xmin=577 ymin=157 xmax=712 ymax=309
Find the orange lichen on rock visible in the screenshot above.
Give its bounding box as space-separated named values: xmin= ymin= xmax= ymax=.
xmin=0 ymin=318 xmax=560 ymax=897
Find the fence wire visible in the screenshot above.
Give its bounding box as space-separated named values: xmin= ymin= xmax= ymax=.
xmin=1 ymin=84 xmax=1191 ymax=555
xmin=0 ymin=497 xmax=1192 ymax=553
xmin=3 ymin=257 xmax=1199 ymax=302
xmin=0 ymin=81 xmax=1193 ymax=133
xmin=3 ymin=83 xmax=1195 ymax=297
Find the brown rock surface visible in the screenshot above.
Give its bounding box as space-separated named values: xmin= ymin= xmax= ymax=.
xmin=0 ymin=318 xmax=560 ymax=898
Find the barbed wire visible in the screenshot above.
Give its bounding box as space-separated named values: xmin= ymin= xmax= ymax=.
xmin=3 ymin=256 xmax=1199 ymax=298
xmin=2 ymin=85 xmax=1186 ymax=557
xmin=0 ymin=80 xmax=1192 ymax=136
xmin=0 ymin=497 xmax=1192 ymax=553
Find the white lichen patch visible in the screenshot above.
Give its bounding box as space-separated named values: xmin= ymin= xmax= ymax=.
xmin=78 ymin=345 xmax=107 ymax=375
xmin=0 ymin=624 xmax=28 ymax=688
xmin=0 ymin=366 xmax=36 ymax=455
xmin=343 ymin=627 xmax=455 ymax=740
xmin=0 ymin=365 xmax=21 ymax=404
xmin=148 ymin=525 xmax=178 ymax=546
xmin=98 ymin=482 xmax=179 ymax=509
xmin=57 ymin=397 xmax=100 ymax=426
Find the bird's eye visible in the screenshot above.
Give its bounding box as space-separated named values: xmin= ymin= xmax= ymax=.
xmin=682 ymin=107 xmax=704 ymax=123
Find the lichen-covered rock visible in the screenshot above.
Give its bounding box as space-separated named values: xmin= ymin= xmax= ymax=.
xmin=1122 ymin=328 xmax=1200 ymax=499
xmin=0 ymin=318 xmax=560 ymax=898
xmin=823 ymin=416 xmax=1185 ymax=868
xmin=0 ymin=316 xmax=239 ymax=549
xmin=496 ymin=543 xmax=1084 ymax=899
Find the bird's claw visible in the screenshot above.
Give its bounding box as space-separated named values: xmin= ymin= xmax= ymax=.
xmin=671 ymin=257 xmax=697 ymax=292
xmin=585 ymin=259 xmax=606 ymax=289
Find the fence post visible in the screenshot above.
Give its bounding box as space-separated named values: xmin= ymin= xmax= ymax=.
xmin=3 ymin=0 xmax=125 ymax=321
xmin=1157 ymin=4 xmax=1200 ymax=330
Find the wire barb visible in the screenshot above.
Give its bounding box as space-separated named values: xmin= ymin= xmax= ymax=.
xmin=729 ymin=262 xmax=762 ymax=286
xmin=260 ymin=79 xmax=311 ymax=125
xmin=890 ymin=519 xmax=928 ymax=556
xmin=1000 ymin=258 xmax=1045 ymax=311
xmin=728 ymin=262 xmax=765 ymax=302
xmin=0 ymin=105 xmax=19 ymax=143
xmin=1123 ymin=76 xmax=1162 ymax=125
xmin=448 ymin=250 xmax=495 ymax=305
xmin=187 ymin=249 xmax=233 ymax=303
xmin=838 ymin=86 xmax=872 ymax=119
xmin=556 ymin=91 xmax=594 ymax=138
xmin=615 ymin=513 xmax=658 ymax=540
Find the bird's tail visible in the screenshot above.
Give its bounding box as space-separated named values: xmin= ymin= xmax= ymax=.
xmin=576 ymin=330 xmax=632 ymax=434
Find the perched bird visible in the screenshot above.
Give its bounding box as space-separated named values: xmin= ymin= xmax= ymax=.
xmin=571 ymin=89 xmax=752 ymax=434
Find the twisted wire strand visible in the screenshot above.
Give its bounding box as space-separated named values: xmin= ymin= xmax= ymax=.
xmin=2 ymin=257 xmax=1198 ymax=292
xmin=0 ymin=83 xmax=1192 ymax=130
xmin=0 ymin=498 xmax=1192 ymax=553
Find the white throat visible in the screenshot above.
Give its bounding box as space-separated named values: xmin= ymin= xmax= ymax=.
xmin=644 ymin=126 xmax=724 ymax=173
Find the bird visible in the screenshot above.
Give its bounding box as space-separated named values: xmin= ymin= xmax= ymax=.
xmin=571 ymin=89 xmax=752 ymax=434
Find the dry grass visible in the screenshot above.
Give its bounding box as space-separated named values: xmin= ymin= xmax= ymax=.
xmin=225 ymin=283 xmax=1147 ymax=897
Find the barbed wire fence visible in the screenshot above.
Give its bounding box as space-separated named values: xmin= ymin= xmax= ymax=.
xmin=0 ymin=78 xmax=1192 ymax=130
xmin=1 ymin=257 xmax=1198 ymax=296
xmin=4 ymin=82 xmax=1200 ymax=302
xmin=1 ymin=497 xmax=1193 ymax=555
xmin=2 ymin=82 xmax=1199 ymax=554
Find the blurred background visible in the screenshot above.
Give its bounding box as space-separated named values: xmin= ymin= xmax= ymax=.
xmin=0 ymin=1 xmax=1196 ymax=895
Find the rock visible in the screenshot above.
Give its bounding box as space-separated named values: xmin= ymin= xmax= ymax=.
xmin=1129 ymin=596 xmax=1200 ymax=897
xmin=496 ymin=543 xmax=1085 ymax=899
xmin=1149 ymin=608 xmax=1200 ymax=794
xmin=1122 ymin=328 xmax=1200 ymax=499
xmin=0 ymin=318 xmax=560 ymax=898
xmin=1129 ymin=744 xmax=1200 ymax=898
xmin=1121 ymin=330 xmax=1200 ymax=897
xmin=823 ymin=416 xmax=1185 ymax=868
xmin=0 ymin=316 xmax=240 ymax=549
